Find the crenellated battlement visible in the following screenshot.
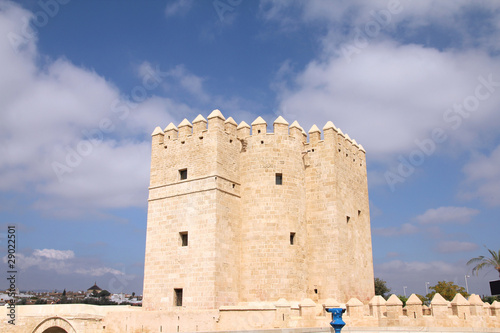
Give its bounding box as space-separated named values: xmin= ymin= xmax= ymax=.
xmin=12 ymin=292 xmax=499 ymax=333
xmin=151 ymin=109 xmax=366 ymax=157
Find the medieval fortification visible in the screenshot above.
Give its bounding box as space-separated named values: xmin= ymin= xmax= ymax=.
xmin=3 ymin=110 xmax=499 ymax=333
xmin=143 ymin=109 xmax=374 ymax=310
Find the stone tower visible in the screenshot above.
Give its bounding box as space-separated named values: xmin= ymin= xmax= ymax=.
xmin=142 ymin=110 xmax=374 ymax=311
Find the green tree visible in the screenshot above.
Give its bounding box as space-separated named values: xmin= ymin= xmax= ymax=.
xmin=481 ymin=295 xmax=500 ymax=304
xmin=374 ymin=278 xmax=391 ymax=299
xmin=415 ymin=294 xmax=429 ymax=304
xmin=98 ymin=290 xmax=111 ymax=298
xmin=16 ymin=298 xmax=27 ymax=305
xmin=467 ymin=247 xmax=500 ymax=278
xmin=81 ymin=297 xmax=117 ymax=305
xmin=426 ymin=281 xmax=469 ymax=301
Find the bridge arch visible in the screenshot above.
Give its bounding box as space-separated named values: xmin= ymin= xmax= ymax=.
xmin=31 ymin=317 xmax=77 ymax=333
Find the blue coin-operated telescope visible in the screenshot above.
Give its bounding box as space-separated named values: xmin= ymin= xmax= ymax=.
xmin=326 ymin=308 xmax=346 ymax=333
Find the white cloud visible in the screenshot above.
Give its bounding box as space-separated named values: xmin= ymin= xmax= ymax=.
xmin=275 ymin=42 xmax=500 ymax=161
xmin=74 ymin=267 xmax=125 ymax=277
xmin=0 ymin=3 xmax=200 ymax=218
xmin=415 ymin=206 xmax=479 ymax=225
xmin=165 ymin=0 xmax=194 ymax=17
xmin=33 ymin=249 xmax=75 ymax=260
xmin=460 ymin=145 xmax=500 ymax=206
xmin=0 ymin=2 xmax=256 ymax=220
xmin=373 ymin=222 xmax=418 ymax=237
xmin=4 ymin=249 xmax=129 ymax=279
xmin=260 ymin=0 xmax=500 ymax=52
xmin=435 ymin=241 xmax=478 ymax=254
xmin=136 ymin=61 xmax=257 ymax=119
xmin=261 ymin=1 xmax=500 ymax=168
xmin=35 ymin=142 xmax=151 ymax=217
xmin=378 ymin=259 xmax=457 ymax=274
xmin=166 ymin=64 xmax=210 ymax=102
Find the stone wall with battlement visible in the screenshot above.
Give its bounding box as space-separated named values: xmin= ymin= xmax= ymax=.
xmin=143 ymin=109 xmax=374 ymax=311
xmin=2 ymin=293 xmax=499 ymax=332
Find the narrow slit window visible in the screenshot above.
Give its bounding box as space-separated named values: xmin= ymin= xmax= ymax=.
xmin=346 ymin=216 xmax=350 ymax=223
xmin=358 ymin=210 xmax=361 ymax=216
xmin=276 ymin=173 xmax=283 ymax=185
xmin=174 ymin=288 xmax=183 ymax=306
xmin=290 ymin=232 xmax=295 ymax=245
xmin=180 ymin=232 xmax=188 ymax=246
xmin=179 ymin=169 xmax=187 ymax=180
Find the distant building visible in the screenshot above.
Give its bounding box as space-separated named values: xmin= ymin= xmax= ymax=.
xmin=0 ymin=293 xmax=13 ymax=305
xmin=86 ymin=282 xmax=102 ymax=297
xmin=110 ymin=293 xmax=126 ymax=304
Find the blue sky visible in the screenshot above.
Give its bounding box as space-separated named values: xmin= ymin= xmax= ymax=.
xmin=0 ymin=0 xmax=499 ymax=298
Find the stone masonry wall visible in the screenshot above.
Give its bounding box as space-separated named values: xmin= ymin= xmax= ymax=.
xmin=239 ymin=117 xmax=307 ymax=302
xmin=143 ymin=112 xmax=241 ymax=310
xmin=143 ymin=109 xmax=373 ymax=311
xmin=305 ymin=123 xmax=374 ymax=303
xmin=3 ymin=293 xmax=499 ymax=333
